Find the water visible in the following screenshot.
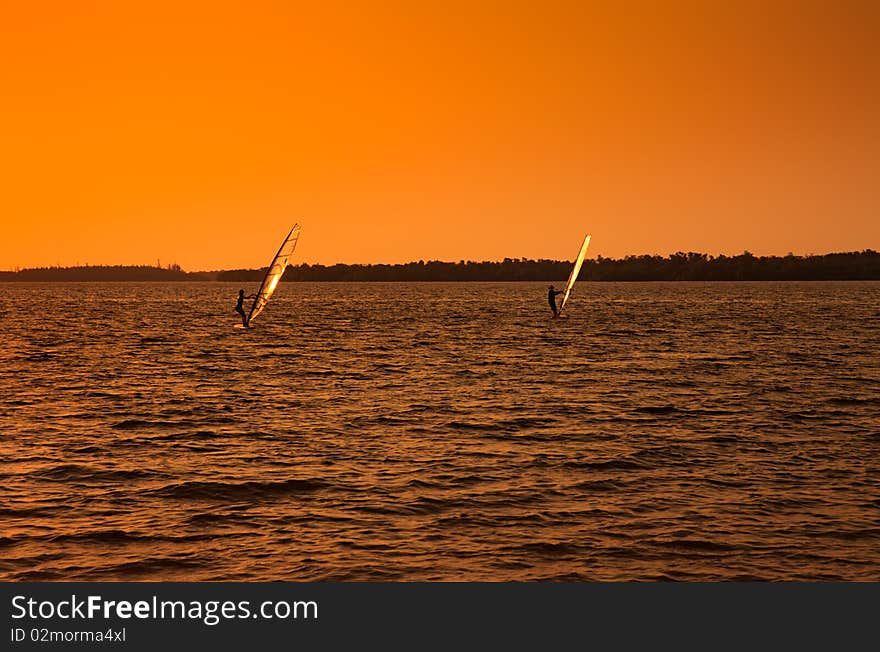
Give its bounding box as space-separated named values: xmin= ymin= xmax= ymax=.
xmin=1 ymin=281 xmax=878 ymax=581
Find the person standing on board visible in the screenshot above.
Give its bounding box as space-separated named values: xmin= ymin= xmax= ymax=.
xmin=548 ymin=285 xmax=565 ymax=317
xmin=235 ymin=289 xmax=256 ymax=327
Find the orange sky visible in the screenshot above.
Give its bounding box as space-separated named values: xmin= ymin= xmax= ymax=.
xmin=1 ymin=1 xmax=878 ymax=270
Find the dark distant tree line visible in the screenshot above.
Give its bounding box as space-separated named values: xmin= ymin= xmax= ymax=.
xmin=2 ymin=250 xmax=878 ymax=281
xmin=584 ymin=250 xmax=880 ymax=281
xmin=0 ymin=264 xmax=213 ymax=281
xmin=217 ymin=259 xmax=574 ymax=282
xmin=218 ymin=250 xmax=880 ymax=282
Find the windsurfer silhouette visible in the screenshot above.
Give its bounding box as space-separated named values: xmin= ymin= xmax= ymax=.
xmin=548 ymin=285 xmax=565 ymax=317
xmin=235 ymin=289 xmax=256 ymax=327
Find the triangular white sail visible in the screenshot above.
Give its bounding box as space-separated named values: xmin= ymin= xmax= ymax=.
xmin=559 ymin=234 xmax=591 ymax=315
xmin=247 ymin=225 xmax=301 ymax=325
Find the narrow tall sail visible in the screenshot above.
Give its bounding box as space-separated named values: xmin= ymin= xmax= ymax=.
xmin=558 ymin=234 xmax=591 ymax=315
xmin=246 ymin=225 xmax=301 ymax=326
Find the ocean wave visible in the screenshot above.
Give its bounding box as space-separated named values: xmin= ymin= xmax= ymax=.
xmin=94 ymin=556 xmax=208 ymax=576
xmin=634 ymin=405 xmax=679 ymax=414
xmin=149 ymin=478 xmax=330 ymax=501
xmin=31 ymin=464 xmax=154 ymax=483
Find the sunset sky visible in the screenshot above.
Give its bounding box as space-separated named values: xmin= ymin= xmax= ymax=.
xmin=2 ymin=1 xmax=878 ymax=270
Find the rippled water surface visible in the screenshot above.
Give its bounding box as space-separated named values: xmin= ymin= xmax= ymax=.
xmin=1 ymin=281 xmax=878 ymax=580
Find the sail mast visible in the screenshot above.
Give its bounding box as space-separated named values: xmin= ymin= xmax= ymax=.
xmin=559 ymin=234 xmax=591 ymax=315
xmin=247 ymin=224 xmax=301 ymax=325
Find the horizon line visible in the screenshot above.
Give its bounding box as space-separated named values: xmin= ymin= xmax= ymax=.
xmin=3 ymin=248 xmax=879 ymax=274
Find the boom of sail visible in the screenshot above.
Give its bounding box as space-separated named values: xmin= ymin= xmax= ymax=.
xmin=247 ymin=225 xmax=301 ymax=325
xmin=559 ymin=234 xmax=591 ymax=315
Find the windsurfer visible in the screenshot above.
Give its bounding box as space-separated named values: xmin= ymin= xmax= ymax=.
xmin=548 ymin=285 xmax=564 ymax=317
xmin=235 ymin=289 xmax=255 ymax=326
